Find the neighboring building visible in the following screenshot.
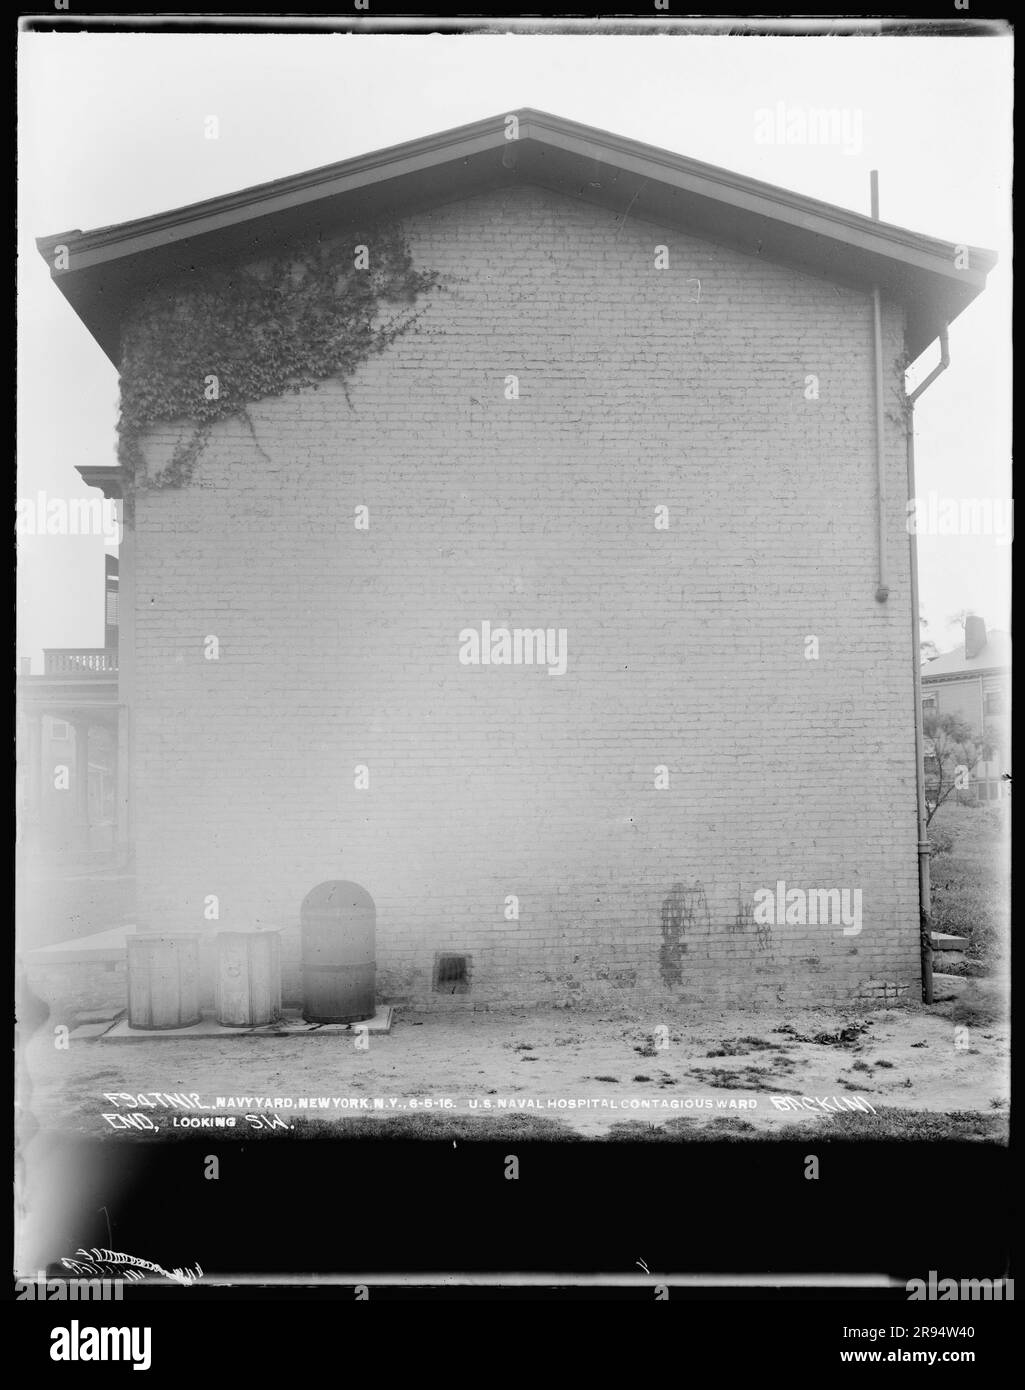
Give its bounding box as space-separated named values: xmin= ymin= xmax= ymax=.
xmin=922 ymin=615 xmax=1010 ymax=803
xmin=17 ymin=556 xmax=120 ymax=859
xmin=37 ymin=109 xmax=995 ymax=1010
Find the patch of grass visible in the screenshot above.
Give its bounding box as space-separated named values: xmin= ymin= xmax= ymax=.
xmin=811 ymin=1021 xmax=872 ymax=1046
xmin=698 ymin=1061 xmax=796 ymax=1090
xmin=776 ymin=1107 xmax=1008 ymax=1143
xmin=850 ymin=1060 xmax=872 ymax=1073
xmin=592 ymin=1075 xmax=619 ymax=1083
xmin=946 ymin=993 xmax=1007 ymax=1028
xmin=929 ymin=802 xmax=1009 ymax=966
xmin=874 ymin=1060 xmax=895 ymax=1069
xmin=771 ymin=1020 xmax=872 ymax=1047
xmin=84 ymin=1103 xmax=1010 ymax=1146
xmin=928 ymin=823 xmax=955 ymax=856
xmin=932 ymin=861 xmax=1006 ymax=962
xmin=605 ymin=1117 xmax=759 ymax=1142
xmin=707 ymin=1036 xmax=790 ymax=1057
xmin=633 ymin=1074 xmax=652 ymax=1082
xmin=608 ymin=1108 xmax=1008 ymax=1143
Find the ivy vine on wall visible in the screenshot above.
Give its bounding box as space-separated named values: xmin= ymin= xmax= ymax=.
xmin=117 ymin=227 xmax=440 ymax=493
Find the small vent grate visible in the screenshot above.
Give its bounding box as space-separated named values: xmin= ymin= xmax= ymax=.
xmin=434 ymin=953 xmax=470 ymax=994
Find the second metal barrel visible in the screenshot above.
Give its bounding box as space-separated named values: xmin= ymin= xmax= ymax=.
xmin=216 ymin=931 xmax=281 ymax=1027
xmin=301 ymin=881 xmax=376 ymax=1024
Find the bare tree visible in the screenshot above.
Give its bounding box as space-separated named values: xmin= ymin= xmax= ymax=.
xmin=923 ymin=710 xmax=983 ymax=825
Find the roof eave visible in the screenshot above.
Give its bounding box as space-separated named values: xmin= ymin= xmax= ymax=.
xmin=38 ymin=107 xmax=996 ymax=366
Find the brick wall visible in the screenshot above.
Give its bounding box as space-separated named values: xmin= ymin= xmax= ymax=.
xmin=127 ymin=183 xmax=921 ymax=1011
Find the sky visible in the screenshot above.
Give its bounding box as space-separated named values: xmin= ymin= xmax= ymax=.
xmin=17 ymin=30 xmax=1013 ymax=667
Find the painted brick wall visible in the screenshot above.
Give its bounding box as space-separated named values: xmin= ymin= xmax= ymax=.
xmin=127 ymin=183 xmax=921 ymax=1011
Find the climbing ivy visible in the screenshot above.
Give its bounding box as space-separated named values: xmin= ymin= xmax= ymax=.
xmin=117 ymin=227 xmax=440 ymax=492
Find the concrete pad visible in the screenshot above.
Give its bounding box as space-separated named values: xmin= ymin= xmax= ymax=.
xmin=286 ymin=1006 xmax=393 ymax=1036
xmin=69 ymin=1020 xmax=122 ymax=1039
xmin=100 ymin=1005 xmax=393 ymax=1042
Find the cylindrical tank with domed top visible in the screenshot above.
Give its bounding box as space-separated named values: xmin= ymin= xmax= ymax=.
xmin=301 ymin=881 xmax=376 ymax=1024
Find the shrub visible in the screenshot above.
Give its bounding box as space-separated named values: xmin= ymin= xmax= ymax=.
xmin=928 ymin=823 xmax=955 ymax=856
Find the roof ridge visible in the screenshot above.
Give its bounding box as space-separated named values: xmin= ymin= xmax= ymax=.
xmin=37 ymin=106 xmax=997 ymax=367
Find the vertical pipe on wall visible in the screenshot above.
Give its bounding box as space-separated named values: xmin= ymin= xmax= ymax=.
xmin=907 ymin=419 xmax=934 ymax=1004
xmin=870 ymin=170 xmax=889 ymax=603
xmin=905 ymin=325 xmax=949 ymax=1005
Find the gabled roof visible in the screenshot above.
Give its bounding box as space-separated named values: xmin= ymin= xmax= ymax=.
xmin=922 ymin=630 xmax=1011 ymax=680
xmin=38 ymin=107 xmax=995 ymax=366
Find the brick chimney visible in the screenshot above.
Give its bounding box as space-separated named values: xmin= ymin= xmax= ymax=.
xmin=964 ymin=614 xmax=987 ymax=660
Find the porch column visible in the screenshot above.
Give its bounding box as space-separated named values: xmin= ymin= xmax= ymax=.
xmin=118 ymin=501 xmax=134 ymax=870
xmin=23 ymin=712 xmax=43 ymax=847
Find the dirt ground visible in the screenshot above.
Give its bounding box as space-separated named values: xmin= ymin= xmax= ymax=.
xmin=18 ymin=993 xmax=1009 ymax=1139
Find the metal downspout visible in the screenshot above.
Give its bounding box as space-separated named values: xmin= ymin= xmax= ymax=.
xmin=906 ymin=323 xmax=951 ymax=1004
xmin=871 ymin=172 xmax=889 ymax=604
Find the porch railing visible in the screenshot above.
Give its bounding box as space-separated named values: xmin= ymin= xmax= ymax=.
xmin=43 ymin=648 xmax=119 ymax=675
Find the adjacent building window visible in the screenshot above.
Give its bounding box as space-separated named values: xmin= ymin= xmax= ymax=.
xmin=50 ymin=718 xmax=70 ymax=741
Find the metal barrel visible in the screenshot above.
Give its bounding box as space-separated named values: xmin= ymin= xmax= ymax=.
xmin=127 ymin=933 xmax=202 ymax=1030
xmin=301 ymin=881 xmax=376 ymax=1024
xmin=216 ymin=931 xmax=281 ymax=1028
